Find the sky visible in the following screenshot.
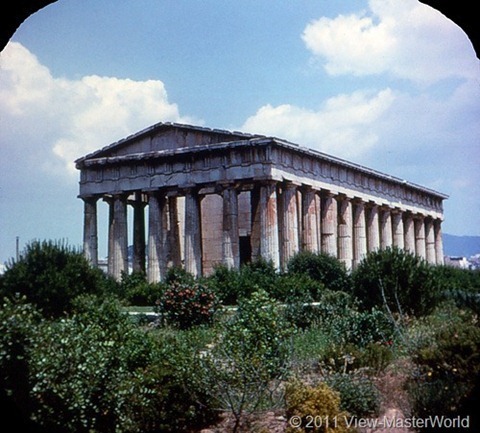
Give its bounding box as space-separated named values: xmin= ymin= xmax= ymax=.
xmin=1 ymin=0 xmax=479 ymax=263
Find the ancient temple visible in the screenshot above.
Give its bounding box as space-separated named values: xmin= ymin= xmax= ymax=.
xmin=75 ymin=122 xmax=447 ymax=281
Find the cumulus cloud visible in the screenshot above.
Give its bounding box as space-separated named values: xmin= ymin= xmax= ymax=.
xmin=0 ymin=42 xmax=196 ymax=177
xmin=242 ymin=89 xmax=395 ymax=159
xmin=302 ymin=0 xmax=479 ymax=83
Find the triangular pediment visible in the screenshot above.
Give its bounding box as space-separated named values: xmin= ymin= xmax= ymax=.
xmin=75 ymin=122 xmax=259 ymax=166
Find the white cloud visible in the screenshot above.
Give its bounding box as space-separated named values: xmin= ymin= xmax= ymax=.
xmin=0 ymin=42 xmax=197 ymax=176
xmin=242 ymin=88 xmax=395 ymax=159
xmin=302 ymin=0 xmax=479 ymax=83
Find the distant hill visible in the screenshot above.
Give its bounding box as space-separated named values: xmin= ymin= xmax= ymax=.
xmin=443 ymin=234 xmax=480 ymax=258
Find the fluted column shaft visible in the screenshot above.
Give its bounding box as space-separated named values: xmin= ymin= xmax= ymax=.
xmin=392 ymin=211 xmax=404 ymax=249
xmin=302 ymin=187 xmax=320 ymax=253
xmin=184 ymin=189 xmax=202 ymax=277
xmin=222 ymin=185 xmax=240 ymax=269
xmin=337 ymin=197 xmax=353 ymax=270
xmin=108 ymin=194 xmax=128 ymax=280
xmin=367 ymin=204 xmax=380 ymax=252
xmin=168 ymin=196 xmax=182 ymax=267
xmin=147 ymin=192 xmax=168 ymax=283
xmin=82 ymin=196 xmax=98 ymax=267
xmin=434 ymin=219 xmax=444 ymax=265
xmin=425 ymin=218 xmax=436 ymax=264
xmin=281 ymin=183 xmax=300 ymax=268
xmin=380 ymin=208 xmax=393 ymax=250
xmin=414 ymin=216 xmax=426 ymax=259
xmin=353 ymin=201 xmax=367 ymax=267
xmin=403 ymin=213 xmax=415 ymax=253
xmin=321 ymin=192 xmax=338 ymax=256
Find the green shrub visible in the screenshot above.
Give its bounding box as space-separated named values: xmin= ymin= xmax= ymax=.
xmin=207 ymin=259 xmax=279 ymax=304
xmin=287 ymin=251 xmax=351 ymax=293
xmin=118 ymin=271 xmax=163 ymax=306
xmin=155 ymin=280 xmax=218 ymax=329
xmin=406 ymin=311 xmax=480 ymax=422
xmin=0 ymin=240 xmax=115 ymax=317
xmin=325 ymin=372 xmax=380 ymax=418
xmin=285 ymin=379 xmax=352 ymax=433
xmin=204 ymin=290 xmax=292 ymax=431
xmin=320 ymin=342 xmax=393 ymax=375
xmin=352 ymin=247 xmax=440 ymax=317
xmin=0 ymin=296 xmax=42 ymax=420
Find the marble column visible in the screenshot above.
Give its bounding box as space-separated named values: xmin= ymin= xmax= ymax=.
xmin=281 ymin=182 xmax=300 ymax=268
xmin=321 ymin=192 xmax=338 ymax=256
xmin=425 ymin=217 xmax=436 ymax=264
xmin=379 ymin=207 xmax=393 ymax=250
xmin=184 ymin=189 xmax=203 ymax=277
xmin=403 ymin=213 xmax=415 ymax=254
xmin=251 ymin=182 xmax=280 ymax=268
xmin=392 ymin=210 xmax=404 ymax=250
xmin=414 ymin=216 xmax=426 ymax=259
xmin=147 ymin=192 xmax=168 ymax=283
xmin=353 ymin=200 xmax=367 ymax=267
xmin=337 ymin=196 xmax=353 ymax=270
xmin=108 ymin=194 xmax=128 ymax=280
xmin=301 ymin=187 xmax=320 ymax=253
xmin=434 ymin=219 xmax=444 ymax=265
xmin=82 ymin=196 xmax=98 ymax=267
xmin=168 ymin=196 xmax=182 ymax=268
xmin=366 ymin=204 xmax=380 ymax=252
xmin=222 ymin=185 xmax=240 ymax=269
xmin=132 ymin=192 xmax=146 ymax=273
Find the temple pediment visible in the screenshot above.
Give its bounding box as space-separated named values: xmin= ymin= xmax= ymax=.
xmin=75 ymin=122 xmax=259 ymax=166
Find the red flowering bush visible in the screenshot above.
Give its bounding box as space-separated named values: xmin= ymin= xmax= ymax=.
xmin=156 ymin=281 xmax=218 ymax=329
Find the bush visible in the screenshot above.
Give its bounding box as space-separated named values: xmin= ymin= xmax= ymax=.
xmin=0 ymin=296 xmax=42 ymax=421
xmin=285 ymin=379 xmax=352 ymax=433
xmin=406 ymin=310 xmax=480 ymax=423
xmin=204 ymin=290 xmax=292 ymax=431
xmin=155 ymin=280 xmax=218 ymax=329
xmin=207 ymin=259 xmax=279 ymax=304
xmin=0 ymin=240 xmax=115 ymax=317
xmin=0 ymin=295 xmax=218 ymax=433
xmin=325 ymin=372 xmax=380 ymax=418
xmin=118 ymin=271 xmax=162 ymax=306
xmin=352 ymin=247 xmax=440 ymax=317
xmin=287 ymin=251 xmax=351 ymax=294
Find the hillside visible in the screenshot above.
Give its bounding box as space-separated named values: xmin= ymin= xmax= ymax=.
xmin=443 ymin=233 xmax=480 ymax=257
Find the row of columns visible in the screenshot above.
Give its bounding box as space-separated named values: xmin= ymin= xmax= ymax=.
xmin=82 ymin=181 xmax=444 ymax=281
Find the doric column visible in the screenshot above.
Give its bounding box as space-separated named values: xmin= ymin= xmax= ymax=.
xmin=321 ymin=192 xmax=338 ymax=256
xmin=184 ymin=189 xmax=203 ymax=277
xmin=425 ymin=217 xmax=436 ymax=264
xmin=82 ymin=196 xmax=98 ymax=267
xmin=337 ymin=196 xmax=353 ymax=270
xmin=353 ymin=200 xmax=367 ymax=267
xmin=281 ymin=182 xmax=300 ymax=268
xmin=108 ymin=194 xmax=128 ymax=280
xmin=434 ymin=219 xmax=444 ymax=265
xmin=222 ymin=185 xmax=240 ymax=269
xmin=132 ymin=192 xmax=147 ymax=273
xmin=251 ymin=182 xmax=280 ymax=268
xmin=403 ymin=213 xmax=415 ymax=253
xmin=366 ymin=204 xmax=380 ymax=252
xmin=392 ymin=210 xmax=404 ymax=250
xmin=379 ymin=207 xmax=393 ymax=250
xmin=301 ymin=187 xmax=320 ymax=253
xmin=414 ymin=216 xmax=426 ymax=259
xmin=168 ymin=196 xmax=182 ymax=267
xmin=147 ymin=191 xmax=168 ymax=283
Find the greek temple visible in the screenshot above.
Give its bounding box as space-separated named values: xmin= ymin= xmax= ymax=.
xmin=75 ymin=122 xmax=447 ymax=281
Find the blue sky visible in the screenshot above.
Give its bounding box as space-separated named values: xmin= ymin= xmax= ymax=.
xmin=1 ymin=0 xmax=479 ymax=262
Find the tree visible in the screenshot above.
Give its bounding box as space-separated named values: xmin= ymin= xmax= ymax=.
xmin=0 ymin=240 xmax=115 ymax=317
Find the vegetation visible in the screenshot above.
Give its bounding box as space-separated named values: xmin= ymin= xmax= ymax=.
xmin=1 ymin=241 xmax=479 ymax=432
